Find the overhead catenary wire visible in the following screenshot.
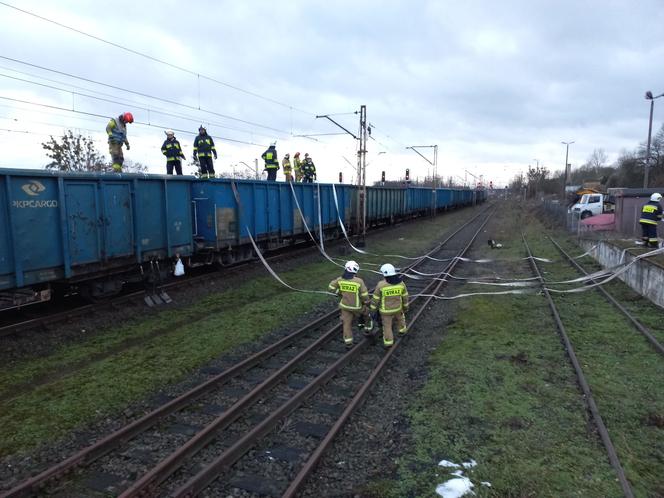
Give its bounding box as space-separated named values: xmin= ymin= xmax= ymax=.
xmin=0 ymin=72 xmax=285 ymax=140
xmin=0 ymin=56 xmax=291 ymax=135
xmin=0 ymin=2 xmax=311 ymax=115
xmin=0 ymin=67 xmax=287 ymax=140
xmin=0 ymin=95 xmax=266 ymax=147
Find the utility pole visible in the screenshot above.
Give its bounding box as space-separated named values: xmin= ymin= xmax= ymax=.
xmin=406 ymin=144 xmax=438 ymax=214
xmin=642 ymin=91 xmax=664 ymax=188
xmin=316 ymin=105 xmax=368 ymax=245
xmin=561 ymin=141 xmax=574 ymax=198
xmin=357 ymin=105 xmax=368 ymax=245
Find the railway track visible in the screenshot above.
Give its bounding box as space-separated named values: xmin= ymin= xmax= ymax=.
xmin=548 ymin=236 xmax=664 ymax=357
xmin=1 ymin=208 xmax=493 ymax=498
xmin=523 ymin=234 xmax=635 ymax=498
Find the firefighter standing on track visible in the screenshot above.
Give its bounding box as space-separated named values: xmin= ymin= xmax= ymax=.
xmin=161 ymin=129 xmax=186 ymax=175
xmin=302 ymin=153 xmax=316 ymax=183
xmin=370 ymin=263 xmax=409 ymax=348
xmin=262 ymin=142 xmax=280 ymax=181
xmin=328 ymin=261 xmax=373 ymax=348
xmin=639 ymin=192 xmax=663 ymax=248
xmin=282 ymin=153 xmax=293 ymax=182
xmin=106 ymin=112 xmax=133 ymax=172
xmin=193 ymin=126 xmax=217 ymax=178
xmin=293 ymin=152 xmax=303 ymax=182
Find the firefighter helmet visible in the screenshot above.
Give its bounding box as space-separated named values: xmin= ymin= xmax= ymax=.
xmin=164 ymin=129 xmax=174 ymax=136
xmin=380 ymin=263 xmax=396 ymax=277
xmin=294 ymin=152 xmax=300 ymax=157
xmin=344 ymin=260 xmax=359 ymax=274
xmin=122 ymin=112 xmax=134 ymax=123
xmin=650 ymin=193 xmax=662 ymax=202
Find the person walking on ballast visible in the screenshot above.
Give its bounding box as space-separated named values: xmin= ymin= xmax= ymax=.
xmin=106 ymin=112 xmax=133 ymax=172
xmin=262 ymin=141 xmax=279 ymax=181
xmin=370 ymin=263 xmax=409 ymax=348
xmin=328 ymin=260 xmax=373 ymax=348
xmin=161 ymin=129 xmax=186 ymax=175
xmin=639 ymin=192 xmax=663 ymax=248
xmin=193 ymin=126 xmax=217 ymax=178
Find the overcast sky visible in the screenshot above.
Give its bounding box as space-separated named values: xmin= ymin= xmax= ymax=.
xmin=1 ymin=0 xmax=663 ymax=186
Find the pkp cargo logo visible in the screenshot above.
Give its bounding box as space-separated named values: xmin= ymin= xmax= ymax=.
xmin=22 ymin=180 xmax=46 ymax=197
xmin=13 ymin=180 xmax=57 ymax=208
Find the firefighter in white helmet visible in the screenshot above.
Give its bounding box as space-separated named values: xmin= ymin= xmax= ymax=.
xmin=328 ymin=260 xmax=373 ymax=347
xmin=639 ymin=192 xmax=663 ymax=247
xmin=370 ymin=263 xmax=409 ymax=347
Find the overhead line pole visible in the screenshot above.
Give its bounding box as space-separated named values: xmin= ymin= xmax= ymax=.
xmin=316 ymin=106 xmax=368 ymax=246
xmin=406 ymin=144 xmax=438 ymax=214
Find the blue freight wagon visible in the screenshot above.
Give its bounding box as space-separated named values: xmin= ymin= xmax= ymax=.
xmin=191 ymin=179 xmax=352 ymax=264
xmin=0 ymin=169 xmax=193 ymax=308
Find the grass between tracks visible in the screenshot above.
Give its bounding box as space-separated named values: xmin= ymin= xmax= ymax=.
xmin=371 ymin=204 xmax=664 ymax=498
xmin=0 ymin=206 xmax=481 ymax=457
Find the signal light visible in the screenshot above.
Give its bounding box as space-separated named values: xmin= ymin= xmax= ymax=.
xmin=381 ymin=171 xmax=386 ymax=182
xmin=339 ymin=172 xmax=343 ymax=183
xmin=405 ymin=168 xmax=410 ymax=181
xmin=489 ymin=181 xmax=493 ymax=189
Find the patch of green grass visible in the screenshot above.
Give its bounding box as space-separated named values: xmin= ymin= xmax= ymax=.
xmin=392 ymin=294 xmax=621 ymax=498
xmin=0 ymin=206 xmax=484 ymax=457
xmin=526 ymin=230 xmax=664 ymax=497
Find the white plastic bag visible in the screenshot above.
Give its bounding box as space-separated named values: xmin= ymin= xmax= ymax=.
xmin=174 ymin=258 xmax=185 ymax=277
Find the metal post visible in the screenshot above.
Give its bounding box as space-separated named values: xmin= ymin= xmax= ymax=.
xmin=561 ymin=141 xmax=574 ymax=198
xmin=644 ymin=99 xmax=654 ymax=188
xmin=358 ymin=105 xmax=367 ymax=245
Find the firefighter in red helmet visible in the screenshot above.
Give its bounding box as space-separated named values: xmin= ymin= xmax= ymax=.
xmin=106 ymin=112 xmax=133 ymax=172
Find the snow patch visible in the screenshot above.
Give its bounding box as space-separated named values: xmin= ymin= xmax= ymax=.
xmin=438 ymin=459 xmax=461 ymax=468
xmin=435 ymin=477 xmax=475 ymax=498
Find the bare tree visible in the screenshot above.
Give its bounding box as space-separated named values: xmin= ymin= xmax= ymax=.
xmin=586 ymin=148 xmax=608 ymax=169
xmin=122 ymin=159 xmax=149 ymax=173
xmin=42 ymin=130 xmax=108 ymax=172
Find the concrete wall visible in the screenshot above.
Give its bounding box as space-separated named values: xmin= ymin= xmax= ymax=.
xmin=580 ymin=239 xmax=664 ymax=308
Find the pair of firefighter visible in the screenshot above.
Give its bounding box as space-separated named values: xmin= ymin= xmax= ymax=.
xmin=329 ymin=261 xmax=408 ymax=348
xmin=639 ymin=192 xmax=663 ymax=248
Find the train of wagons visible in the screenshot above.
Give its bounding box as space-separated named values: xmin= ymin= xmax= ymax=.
xmin=0 ymin=168 xmax=486 ymax=311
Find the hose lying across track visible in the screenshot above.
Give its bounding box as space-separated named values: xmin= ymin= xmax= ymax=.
xmin=1 ymin=208 xmax=492 ymax=498
xmin=549 ymin=236 xmax=664 ymax=357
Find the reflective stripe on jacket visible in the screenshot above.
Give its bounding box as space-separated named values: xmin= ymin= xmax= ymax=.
xmin=106 ymin=117 xmax=126 ymax=144
xmin=194 ymin=135 xmax=216 ymax=157
xmin=371 ymin=280 xmax=409 ymax=314
xmin=328 ymin=276 xmax=369 ymax=311
xmin=639 ymin=201 xmax=663 ymax=225
xmin=262 ymin=147 xmax=279 ymax=169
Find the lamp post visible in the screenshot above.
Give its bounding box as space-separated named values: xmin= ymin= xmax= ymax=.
xmin=561 ymin=141 xmax=574 ymax=198
xmin=644 ymin=91 xmax=664 ymax=188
